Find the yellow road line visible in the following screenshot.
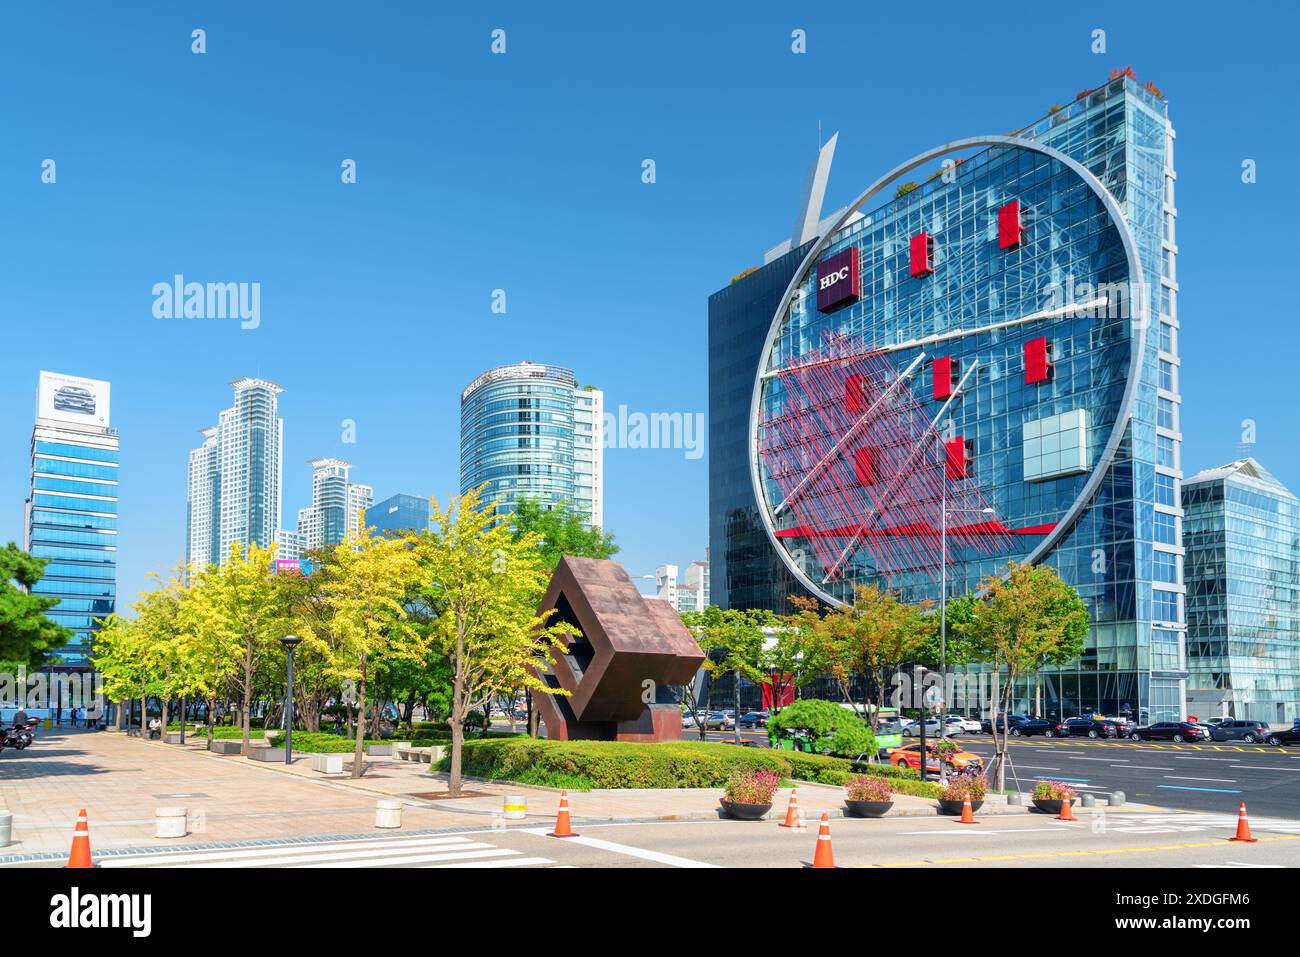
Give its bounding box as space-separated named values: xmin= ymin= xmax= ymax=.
xmin=854 ymin=834 xmax=1298 ymax=867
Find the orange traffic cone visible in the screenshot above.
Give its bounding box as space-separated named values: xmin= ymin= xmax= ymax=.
xmin=811 ymin=812 xmax=835 ymax=868
xmin=548 ymin=790 xmax=577 ymax=838
xmin=779 ymin=787 xmax=806 ymax=829
xmin=65 ymin=808 xmax=94 ymax=868
xmin=1056 ymin=798 xmax=1077 ymax=822
xmin=1228 ymin=802 xmax=1257 ymax=843
xmin=956 ymin=797 xmax=979 ymax=824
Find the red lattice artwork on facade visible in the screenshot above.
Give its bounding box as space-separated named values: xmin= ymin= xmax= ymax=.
xmin=758 ymin=334 xmax=1013 ymax=586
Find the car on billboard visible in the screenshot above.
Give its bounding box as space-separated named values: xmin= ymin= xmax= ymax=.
xmin=53 ymin=385 xmax=97 ymax=416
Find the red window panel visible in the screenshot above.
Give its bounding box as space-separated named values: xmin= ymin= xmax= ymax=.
xmin=1025 ymin=336 xmax=1053 ymax=384
xmin=998 ymin=200 xmax=1024 ymax=249
xmin=932 ymin=356 xmax=957 ymax=400
xmin=845 ymin=373 xmax=865 ymax=414
xmin=945 ymin=436 xmax=972 ymax=479
xmin=909 ymin=231 xmax=934 ymax=277
xmin=854 ymin=448 xmax=875 ymax=486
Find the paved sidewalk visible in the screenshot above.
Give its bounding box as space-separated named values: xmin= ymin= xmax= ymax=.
xmin=0 ymin=728 xmax=1156 ymax=862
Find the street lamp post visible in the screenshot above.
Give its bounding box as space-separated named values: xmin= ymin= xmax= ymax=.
xmin=280 ymin=635 xmax=302 ymax=765
xmin=936 ymin=437 xmax=996 ymax=786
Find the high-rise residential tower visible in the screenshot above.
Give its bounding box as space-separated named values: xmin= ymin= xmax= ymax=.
xmin=296 ymin=458 xmax=373 ymax=551
xmin=1183 ymin=459 xmax=1300 ymax=724
xmin=186 ymin=377 xmax=285 ymax=568
xmin=24 ymin=371 xmax=118 ymax=670
xmin=460 ymin=361 xmax=605 ymax=527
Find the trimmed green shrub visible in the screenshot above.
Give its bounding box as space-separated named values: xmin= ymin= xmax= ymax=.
xmin=766 ymin=699 xmax=876 ymax=758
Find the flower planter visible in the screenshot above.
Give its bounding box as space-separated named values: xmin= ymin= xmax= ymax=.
xmin=844 ymin=799 xmax=893 ymax=818
xmin=719 ymin=799 xmax=772 ymax=821
xmin=937 ymin=799 xmax=983 ymax=816
xmin=1032 ymin=797 xmax=1076 ymax=815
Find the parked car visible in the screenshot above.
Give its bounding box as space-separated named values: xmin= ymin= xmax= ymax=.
xmin=707 ymin=711 xmax=733 ymax=730
xmin=943 ymin=715 xmax=981 ymax=733
xmin=1009 ymin=718 xmax=1070 ymax=738
xmin=1209 ymin=719 xmax=1271 ymax=744
xmin=738 ymin=711 xmax=769 ymax=729
xmin=1127 ymin=721 xmax=1212 ymax=743
xmin=887 ymin=743 xmax=984 ymax=774
xmin=981 ymin=713 xmax=1030 ymax=734
xmin=1064 ymin=717 xmax=1121 ymax=739
xmin=1265 ymin=726 xmax=1300 ymax=747
xmin=901 ymin=718 xmax=955 ymax=738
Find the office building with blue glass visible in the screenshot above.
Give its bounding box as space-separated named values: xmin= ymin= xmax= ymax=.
xmin=1183 ymin=459 xmax=1300 ymax=724
xmin=24 ymin=371 xmax=118 ymax=670
xmin=365 ymin=492 xmax=431 ymax=536
xmin=711 ymin=74 xmax=1186 ymax=721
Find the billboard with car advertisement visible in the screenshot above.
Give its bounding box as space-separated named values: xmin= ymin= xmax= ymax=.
xmin=37 ymin=371 xmax=111 ymax=428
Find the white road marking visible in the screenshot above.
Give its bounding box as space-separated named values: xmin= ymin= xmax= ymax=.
xmin=519 ymin=829 xmax=718 ymax=867
xmin=1016 ymin=765 xmax=1060 ymax=771
xmin=99 ymin=835 xmax=478 ymax=868
xmin=1228 ymin=764 xmax=1300 ymax=772
xmin=1163 ymin=776 xmax=1238 ymax=783
xmin=427 ymin=857 xmax=558 ymax=868
xmin=1120 ymin=765 xmax=1175 ymax=771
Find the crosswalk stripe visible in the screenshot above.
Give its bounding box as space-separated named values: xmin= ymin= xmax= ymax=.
xmin=168 ymin=843 xmax=505 ymax=869
xmin=100 ymin=835 xmax=477 ymax=868
xmin=425 ymin=857 xmax=557 ymax=868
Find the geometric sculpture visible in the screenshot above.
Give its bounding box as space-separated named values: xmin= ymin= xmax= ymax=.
xmin=529 ymin=557 xmax=705 ymax=742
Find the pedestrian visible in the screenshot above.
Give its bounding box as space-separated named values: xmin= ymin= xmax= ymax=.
xmin=148 ymin=716 xmax=162 ymax=740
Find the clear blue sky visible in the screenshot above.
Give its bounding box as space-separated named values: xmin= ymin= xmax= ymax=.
xmin=1 ymin=1 xmax=1295 ymax=607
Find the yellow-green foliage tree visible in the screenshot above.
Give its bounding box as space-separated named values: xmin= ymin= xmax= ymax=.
xmin=966 ymin=562 xmax=1090 ymax=790
xmin=417 ymin=486 xmax=570 ymax=796
xmin=89 ymin=613 xmax=148 ymax=731
xmin=304 ymin=526 xmax=422 ymax=778
xmin=185 ymin=542 xmax=292 ymax=753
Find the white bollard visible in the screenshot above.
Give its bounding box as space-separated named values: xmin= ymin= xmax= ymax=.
xmin=155 ymin=807 xmax=188 ymax=839
xmin=503 ymin=795 xmax=527 ymax=820
xmin=375 ymin=799 xmax=403 ymax=829
xmin=0 ymin=810 xmax=12 ymax=846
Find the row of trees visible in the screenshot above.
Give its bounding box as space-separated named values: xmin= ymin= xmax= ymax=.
xmin=90 ymin=488 xmax=614 ymax=794
xmin=683 ymin=562 xmax=1089 ymax=789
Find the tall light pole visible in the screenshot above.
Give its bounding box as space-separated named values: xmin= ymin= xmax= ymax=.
xmin=936 ymin=436 xmax=995 ymax=785
xmin=280 ymin=635 xmax=302 ymax=765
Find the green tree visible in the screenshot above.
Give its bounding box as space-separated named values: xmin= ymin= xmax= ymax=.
xmin=966 ymin=562 xmax=1090 ymax=790
xmin=679 ymin=607 xmax=774 ymax=743
xmin=509 ymin=496 xmax=618 ymax=569
xmin=0 ymin=543 xmax=73 ymax=668
xmin=766 ymin=698 xmax=876 ymax=758
xmin=417 ymin=486 xmax=570 ymax=796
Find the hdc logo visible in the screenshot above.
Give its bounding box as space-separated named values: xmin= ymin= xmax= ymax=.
xmin=815 ymin=247 xmax=859 ymax=313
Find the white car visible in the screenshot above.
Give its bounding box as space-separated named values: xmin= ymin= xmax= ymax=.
xmin=944 ymin=715 xmax=981 ymax=734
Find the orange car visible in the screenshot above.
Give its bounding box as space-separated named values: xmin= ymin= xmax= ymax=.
xmin=887 ymin=743 xmax=984 ymax=774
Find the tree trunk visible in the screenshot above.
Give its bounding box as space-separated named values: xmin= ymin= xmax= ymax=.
xmin=732 ymin=671 xmax=741 ymax=745
xmin=351 ymin=663 xmax=368 ymax=779
xmin=206 ymin=697 xmax=216 ymax=742
xmin=114 ymin=701 xmax=123 ymax=731
xmin=240 ymin=652 xmax=254 ymax=755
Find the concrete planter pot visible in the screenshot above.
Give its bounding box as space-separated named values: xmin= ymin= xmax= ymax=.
xmin=208 ymin=739 xmax=242 ymax=755
xmin=937 ymin=799 xmax=984 ymax=816
xmin=719 ymin=799 xmax=772 ymax=821
xmin=1032 ymin=797 xmax=1076 ymax=815
xmin=246 ymin=747 xmax=287 ymax=762
xmin=164 ymin=732 xmax=184 ymax=745
xmin=844 ymin=799 xmax=893 ymax=818
xmin=311 ymin=753 xmax=345 ymax=774
xmin=365 ymin=744 xmax=393 ymax=757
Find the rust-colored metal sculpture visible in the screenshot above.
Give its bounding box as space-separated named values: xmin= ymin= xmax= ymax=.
xmin=530 ymin=557 xmax=704 ymax=742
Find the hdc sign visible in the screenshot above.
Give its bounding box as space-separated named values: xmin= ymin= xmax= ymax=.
xmin=815 ymin=247 xmax=860 ymax=313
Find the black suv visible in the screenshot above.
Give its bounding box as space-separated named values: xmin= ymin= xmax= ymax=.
xmin=1064 ymin=717 xmax=1120 ymax=739
xmin=981 ymin=713 xmax=1029 ymax=734
xmin=1209 ymin=719 xmax=1271 ymax=744
xmin=1127 ymin=721 xmax=1211 ymax=743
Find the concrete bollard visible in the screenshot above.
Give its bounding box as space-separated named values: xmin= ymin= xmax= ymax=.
xmin=155 ymin=807 xmax=188 ymax=839
xmin=1109 ymin=791 xmax=1125 ymax=807
xmin=1007 ymin=792 xmax=1024 ymax=806
xmin=503 ymin=795 xmax=527 ymax=820
xmin=375 ymin=800 xmax=402 ymax=829
xmin=0 ymin=810 xmax=12 ymax=846
xmin=1081 ymin=792 xmax=1096 ymax=808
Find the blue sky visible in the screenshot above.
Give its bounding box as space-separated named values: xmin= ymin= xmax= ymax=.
xmin=1 ymin=1 xmax=1296 ymax=606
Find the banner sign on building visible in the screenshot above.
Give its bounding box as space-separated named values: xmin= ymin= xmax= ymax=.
xmin=815 ymin=247 xmax=860 ymax=313
xmin=37 ymin=371 xmax=111 ymax=428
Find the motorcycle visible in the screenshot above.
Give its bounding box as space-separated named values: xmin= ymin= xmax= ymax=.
xmin=0 ymin=718 xmax=38 ymax=751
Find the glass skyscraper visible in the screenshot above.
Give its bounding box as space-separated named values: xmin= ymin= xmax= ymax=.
xmin=460 ymin=361 xmax=605 ymax=527
xmin=186 ymin=377 xmax=285 ymax=569
xmin=24 ymin=371 xmax=118 ymax=670
xmin=710 ymin=74 xmax=1185 ymax=721
xmin=296 ymin=458 xmax=372 ymax=551
xmin=1183 ymin=459 xmax=1300 ymax=725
